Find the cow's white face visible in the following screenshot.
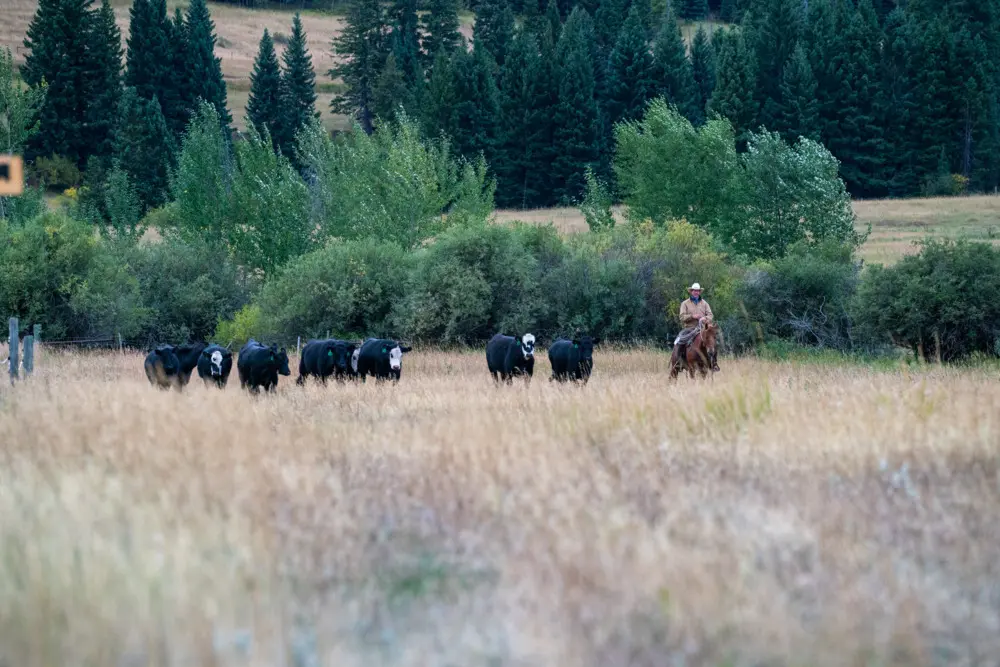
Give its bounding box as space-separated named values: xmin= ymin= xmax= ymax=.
xmin=389 ymin=346 xmax=403 ymax=371
xmin=521 ymin=334 xmax=535 ymax=359
xmin=210 ymin=350 xmax=224 ymax=376
xmin=352 ymin=348 xmax=360 ymax=373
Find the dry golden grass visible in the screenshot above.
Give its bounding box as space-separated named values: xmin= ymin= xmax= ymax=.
xmin=1 ymin=346 xmax=998 ymax=666
xmin=495 ymin=194 xmax=1000 ymax=264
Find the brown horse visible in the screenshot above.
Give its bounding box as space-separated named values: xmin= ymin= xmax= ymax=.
xmin=669 ymin=319 xmax=719 ymax=380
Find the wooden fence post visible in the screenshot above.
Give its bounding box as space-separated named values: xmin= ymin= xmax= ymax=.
xmin=8 ymin=317 xmax=18 ymax=383
xmin=296 ymin=336 xmax=301 ymax=358
xmin=23 ymin=335 xmax=33 ymax=376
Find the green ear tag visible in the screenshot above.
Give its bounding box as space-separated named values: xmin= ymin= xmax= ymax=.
xmin=270 ymin=354 xmax=274 ymax=361
xmin=328 ymin=349 xmax=333 ymax=357
xmin=382 ymin=347 xmax=387 ymax=354
xmin=574 ymin=343 xmax=579 ymax=348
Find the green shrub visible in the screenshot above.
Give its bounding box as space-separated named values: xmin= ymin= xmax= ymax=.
xmin=397 ymin=222 xmax=545 ymax=343
xmin=127 ymin=237 xmax=254 ymax=345
xmin=737 ymin=240 xmax=860 ymax=351
xmin=214 ymin=304 xmax=263 ymax=349
xmin=854 ymin=239 xmax=1000 ymax=362
xmin=0 ymin=211 xmax=143 ymax=340
xmin=256 ymin=237 xmax=410 ymax=342
xmin=30 ymin=155 xmax=82 ymax=191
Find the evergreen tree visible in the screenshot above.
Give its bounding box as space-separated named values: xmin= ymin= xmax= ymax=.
xmin=169 ymin=7 xmax=194 ymax=131
xmin=551 ymin=8 xmax=602 ymax=202
xmin=605 ymin=6 xmax=659 ymax=126
xmin=85 ymin=0 xmax=123 ymax=160
xmin=247 ymin=29 xmax=287 ymax=148
xmin=679 ymin=0 xmax=709 ymax=21
xmin=752 ymin=0 xmax=803 ymax=130
xmin=125 ymin=0 xmax=186 ymax=138
xmin=495 ymin=29 xmax=537 ymax=206
xmin=372 ymin=52 xmax=410 ymax=122
xmin=22 ymin=0 xmax=97 ymax=164
xmin=632 ymin=0 xmax=655 ymax=36
xmin=446 ymin=45 xmax=502 ymax=162
xmin=653 ymin=2 xmax=699 ymax=122
xmin=114 ymin=87 xmax=175 ymax=212
xmin=773 ymin=43 xmax=818 ymax=142
xmin=594 ymin=0 xmax=628 ymax=55
xmin=546 ymin=0 xmax=563 ymax=40
xmin=720 ymin=0 xmax=737 ymax=22
xmin=422 ymin=49 xmax=456 ymax=136
xmin=388 ymin=0 xmax=423 ymax=89
xmin=690 ymin=25 xmax=716 ymax=122
xmin=708 ymin=28 xmax=758 ymax=146
xmin=474 ymin=0 xmax=516 ymax=66
xmin=422 ymin=0 xmax=462 ymax=65
xmin=522 ymin=0 xmax=549 ymax=38
xmin=280 ymin=14 xmax=319 ymax=157
xmin=330 ymin=0 xmax=388 ymax=134
xmin=184 ymin=0 xmax=231 ymax=128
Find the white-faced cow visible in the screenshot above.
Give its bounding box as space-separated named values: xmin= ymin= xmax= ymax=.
xmin=548 ymin=335 xmax=600 ymax=384
xmin=297 ymin=338 xmax=357 ymax=386
xmin=196 ymin=343 xmax=234 ymax=388
xmin=237 ymin=339 xmax=291 ymax=394
xmin=355 ymin=338 xmax=412 ymax=383
xmin=144 ymin=345 xmax=183 ymax=390
xmin=485 ymin=333 xmax=535 ymax=385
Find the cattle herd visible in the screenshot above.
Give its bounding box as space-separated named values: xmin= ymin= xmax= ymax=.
xmin=142 ymin=333 xmax=600 ymax=393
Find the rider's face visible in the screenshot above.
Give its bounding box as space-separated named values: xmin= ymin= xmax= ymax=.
xmin=690 ymin=290 xmax=701 ymax=299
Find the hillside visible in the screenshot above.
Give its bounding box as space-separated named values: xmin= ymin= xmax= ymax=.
xmin=3 ymin=0 xmax=475 ymax=131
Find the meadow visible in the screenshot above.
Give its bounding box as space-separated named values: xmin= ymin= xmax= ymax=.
xmin=494 ymin=194 xmax=1000 ymax=264
xmin=1 ymin=345 xmax=998 ymax=666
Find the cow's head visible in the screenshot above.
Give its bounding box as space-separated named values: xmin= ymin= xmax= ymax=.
xmin=329 ymin=342 xmax=355 ymax=373
xmin=519 ymin=333 xmax=536 ymax=360
xmin=269 ymin=345 xmax=291 ymax=376
xmin=572 ymin=335 xmax=600 ymax=375
xmin=386 ymin=342 xmax=412 ymax=372
xmin=210 ymin=349 xmax=225 ymax=376
xmin=351 ymin=347 xmax=360 ymax=374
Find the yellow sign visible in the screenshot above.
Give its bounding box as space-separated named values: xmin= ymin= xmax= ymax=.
xmin=0 ymin=155 xmax=24 ymax=196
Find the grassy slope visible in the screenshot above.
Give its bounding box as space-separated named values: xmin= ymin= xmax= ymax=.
xmin=3 ymin=0 xmax=475 ymax=132
xmin=494 ymin=195 xmax=1000 ymax=264
xmin=0 ymin=347 xmax=997 ymax=665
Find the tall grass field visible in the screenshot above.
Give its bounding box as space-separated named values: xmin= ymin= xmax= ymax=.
xmin=1 ymin=346 xmax=998 ymax=666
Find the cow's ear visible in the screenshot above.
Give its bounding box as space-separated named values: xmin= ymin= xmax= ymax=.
xmin=593 ymin=337 xmax=601 ymax=345
xmin=400 ymin=345 xmax=412 ymax=353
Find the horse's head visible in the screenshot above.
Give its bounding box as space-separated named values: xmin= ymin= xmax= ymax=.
xmin=700 ymin=319 xmax=718 ymax=355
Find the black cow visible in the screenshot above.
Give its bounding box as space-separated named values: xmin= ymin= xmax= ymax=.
xmin=197 ymin=343 xmax=234 ymax=388
xmin=173 ymin=342 xmax=207 ymax=387
xmin=237 ymin=339 xmax=291 ymax=393
xmin=548 ymin=335 xmax=600 ymax=384
xmin=356 ymin=338 xmax=412 ymax=382
xmin=144 ymin=345 xmax=182 ymax=390
xmin=297 ymin=338 xmax=358 ymax=385
xmin=486 ymin=333 xmax=536 ymax=385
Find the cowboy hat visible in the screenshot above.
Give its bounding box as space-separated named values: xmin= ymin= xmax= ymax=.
xmin=688 ymin=282 xmax=702 ymax=291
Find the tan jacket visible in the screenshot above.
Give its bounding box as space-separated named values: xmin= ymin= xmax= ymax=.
xmin=679 ymin=297 xmax=713 ymax=329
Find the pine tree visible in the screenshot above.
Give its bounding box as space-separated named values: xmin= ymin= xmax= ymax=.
xmin=773 ymin=43 xmax=818 ymax=142
xmin=605 ymin=5 xmax=659 ymax=126
xmin=114 ymin=87 xmax=175 ymax=212
xmin=522 ymin=0 xmax=549 ymax=38
xmin=421 ymin=49 xmax=456 ymax=136
xmin=546 ymin=0 xmax=563 ymax=40
xmin=690 ymin=25 xmax=716 ymax=123
xmin=632 ymin=0 xmax=655 ymax=36
xmin=752 ymin=0 xmax=803 ymax=130
xmin=372 ymin=52 xmax=410 ymax=123
xmin=594 ymin=0 xmax=628 ymax=55
xmin=389 ymin=0 xmax=424 ymax=90
xmin=280 ymin=14 xmax=319 ymax=158
xmin=495 ymin=29 xmax=537 ymax=206
xmin=84 ymin=0 xmax=123 ymax=160
xmin=330 ymin=0 xmax=388 ymax=134
xmin=446 ymin=45 xmax=502 ymax=162
xmin=474 ymin=0 xmax=516 ymax=66
xmin=247 ymin=29 xmax=286 ymax=148
xmin=422 ymin=0 xmax=462 ymax=65
xmin=126 ymin=0 xmax=186 ymax=138
xmin=708 ymin=28 xmax=758 ymax=146
xmin=169 ymin=7 xmax=194 ymax=131
xmin=653 ymin=2 xmax=700 ymax=122
xmin=184 ymin=0 xmax=231 ymax=128
xmin=679 ymin=0 xmax=709 ymax=21
xmin=551 ymin=8 xmax=602 ymax=202
xmin=720 ymin=0 xmax=737 ymax=22
xmin=22 ymin=0 xmax=97 ymax=164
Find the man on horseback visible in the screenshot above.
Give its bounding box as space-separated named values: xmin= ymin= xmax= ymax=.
xmin=673 ymin=282 xmax=720 ymax=372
